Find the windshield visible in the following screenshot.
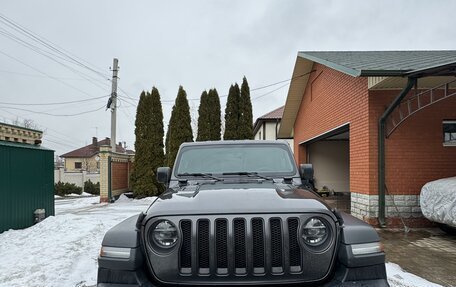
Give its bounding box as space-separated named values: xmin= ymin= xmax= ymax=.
xmin=175 ymin=144 xmax=296 ymax=176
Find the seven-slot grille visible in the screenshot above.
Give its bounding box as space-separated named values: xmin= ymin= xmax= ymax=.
xmin=179 ymin=216 xmax=302 ymax=276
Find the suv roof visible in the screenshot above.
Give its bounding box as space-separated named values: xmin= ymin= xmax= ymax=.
xmin=180 ymin=140 xmax=290 ymax=147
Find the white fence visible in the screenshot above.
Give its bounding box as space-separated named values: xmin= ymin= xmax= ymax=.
xmin=54 ymin=168 xmax=100 ymax=187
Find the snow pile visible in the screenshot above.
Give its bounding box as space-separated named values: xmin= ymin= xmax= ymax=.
xmin=115 ymin=193 xmax=132 ymax=203
xmin=0 ymin=196 xmax=154 ymax=287
xmin=55 ymin=196 xmax=101 ymax=215
xmin=386 ymin=263 xmax=443 ymax=287
xmin=420 ymin=176 xmax=456 ymax=227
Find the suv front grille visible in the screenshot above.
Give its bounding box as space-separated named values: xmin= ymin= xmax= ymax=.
xmin=180 ymin=220 xmax=192 ymax=269
xmin=179 ymin=216 xmax=302 ymax=276
xmin=288 ymin=218 xmax=302 ymax=270
xmin=147 ymin=214 xmax=336 ymax=285
xmin=252 ymin=218 xmax=265 ymax=270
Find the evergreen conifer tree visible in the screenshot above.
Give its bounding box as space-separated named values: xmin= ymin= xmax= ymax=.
xmin=196 ymin=90 xmax=210 ymax=141
xmin=208 ymin=88 xmax=221 ymax=140
xmin=148 ymin=87 xmax=165 ymax=193
xmin=131 ymin=88 xmax=165 ymax=197
xmin=223 ymin=84 xmax=240 ymax=140
xmin=166 ymin=86 xmax=193 ymax=167
xmin=239 ymin=76 xmax=254 ymax=139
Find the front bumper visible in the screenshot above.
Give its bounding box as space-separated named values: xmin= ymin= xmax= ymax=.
xmin=97 ymin=263 xmax=390 ymax=287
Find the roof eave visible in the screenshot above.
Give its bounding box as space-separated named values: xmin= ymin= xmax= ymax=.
xmin=405 ymin=61 xmax=456 ymax=78
xmin=298 ymin=52 xmax=362 ymax=77
xmin=360 ymin=70 xmax=408 ymax=77
xmin=253 ymin=119 xmax=263 ymax=135
xmin=60 ymin=151 xmax=99 ymax=158
xmin=278 ymin=56 xmax=314 ymax=138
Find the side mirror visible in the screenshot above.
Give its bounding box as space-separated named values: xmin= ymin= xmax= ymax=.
xmin=300 ymin=164 xmax=314 ymax=181
xmin=300 ymin=164 xmax=315 ymax=190
xmin=157 ymin=167 xmax=171 ymax=185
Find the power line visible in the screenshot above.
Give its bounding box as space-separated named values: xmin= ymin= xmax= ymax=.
xmin=119 ymin=97 xmax=137 ymax=108
xmin=0 ymin=95 xmax=108 ymax=106
xmin=251 ymin=82 xmax=290 ymax=101
xmin=43 ymin=131 xmax=81 ymax=147
xmin=117 ymin=71 xmax=314 ymax=104
xmin=0 ymin=110 xmax=87 ymax=145
xmin=0 ymin=13 xmax=110 ymax=80
xmin=0 ymin=27 xmax=111 ymax=92
xmin=0 ymin=105 xmax=105 ymax=117
xmin=250 ymin=71 xmax=314 ymax=92
xmin=43 ymin=137 xmax=80 ymax=150
xmin=0 ymin=112 xmax=87 ymax=149
xmin=0 ymin=49 xmax=105 ymax=100
xmin=0 ymin=68 xmax=97 ymax=80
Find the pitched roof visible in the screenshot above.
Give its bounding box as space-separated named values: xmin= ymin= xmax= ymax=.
xmin=299 ymin=50 xmax=456 ymax=77
xmin=60 ymin=138 xmax=128 ymax=158
xmin=278 ymin=50 xmax=456 ymax=139
xmin=253 ymin=106 xmax=284 ymax=135
xmin=258 ymin=106 xmax=284 ymax=120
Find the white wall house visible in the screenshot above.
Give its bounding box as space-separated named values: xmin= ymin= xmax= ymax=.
xmin=253 ymin=106 xmax=294 ymax=153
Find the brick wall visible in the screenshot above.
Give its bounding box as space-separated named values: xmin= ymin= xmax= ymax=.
xmin=369 ymin=90 xmax=456 ymax=196
xmin=112 ymin=161 xmax=129 ymax=192
xmin=293 ymin=64 xmax=456 ymax=226
xmin=293 ymin=63 xmax=371 ymax=195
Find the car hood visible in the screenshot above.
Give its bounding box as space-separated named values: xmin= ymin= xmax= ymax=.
xmin=145 ymin=181 xmax=333 ymax=217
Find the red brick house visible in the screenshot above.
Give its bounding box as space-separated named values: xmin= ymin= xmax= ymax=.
xmin=278 ymin=51 xmax=456 ymax=227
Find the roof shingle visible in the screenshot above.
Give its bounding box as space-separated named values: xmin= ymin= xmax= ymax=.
xmin=299 ymin=50 xmax=456 ymax=77
xmin=257 ymin=106 xmax=284 ymax=120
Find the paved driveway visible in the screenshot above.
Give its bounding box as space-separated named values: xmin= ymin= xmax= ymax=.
xmin=379 ymin=228 xmax=456 ymax=287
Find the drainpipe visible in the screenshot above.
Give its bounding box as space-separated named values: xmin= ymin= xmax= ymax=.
xmin=378 ymin=77 xmax=416 ymax=227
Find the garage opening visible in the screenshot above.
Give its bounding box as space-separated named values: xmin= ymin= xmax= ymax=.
xmin=301 ymin=125 xmax=350 ymax=213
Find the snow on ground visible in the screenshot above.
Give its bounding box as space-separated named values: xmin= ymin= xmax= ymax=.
xmin=0 ymin=195 xmax=444 ymax=287
xmin=0 ymin=195 xmax=155 ymax=287
xmin=386 ymin=263 xmax=443 ymax=287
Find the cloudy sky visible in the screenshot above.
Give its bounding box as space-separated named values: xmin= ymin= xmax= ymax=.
xmin=1 ymin=0 xmax=455 ymax=156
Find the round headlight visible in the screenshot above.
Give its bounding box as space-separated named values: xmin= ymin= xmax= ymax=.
xmin=152 ymin=220 xmax=178 ymax=248
xmin=302 ymin=217 xmax=328 ymax=246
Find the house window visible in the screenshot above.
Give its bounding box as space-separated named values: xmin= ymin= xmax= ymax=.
xmin=443 ymin=120 xmax=456 ymax=146
xmin=75 ymin=162 xmax=82 ymax=169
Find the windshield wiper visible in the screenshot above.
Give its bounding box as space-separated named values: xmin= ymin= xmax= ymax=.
xmin=177 ymin=172 xmax=223 ymax=181
xmin=222 ymin=171 xmax=273 ymax=180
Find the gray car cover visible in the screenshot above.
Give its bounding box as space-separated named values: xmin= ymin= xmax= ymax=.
xmin=420 ymin=177 xmax=456 ymax=227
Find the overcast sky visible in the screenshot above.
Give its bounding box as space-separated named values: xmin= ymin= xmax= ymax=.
xmin=1 ymin=0 xmax=455 ymax=156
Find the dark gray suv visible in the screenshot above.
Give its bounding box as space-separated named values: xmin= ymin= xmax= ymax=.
xmin=97 ymin=141 xmax=389 ymax=287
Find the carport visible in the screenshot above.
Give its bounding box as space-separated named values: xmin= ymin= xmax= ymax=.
xmin=377 ymin=64 xmax=456 ymax=226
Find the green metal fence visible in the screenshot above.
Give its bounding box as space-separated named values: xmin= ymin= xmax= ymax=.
xmin=0 ymin=141 xmax=54 ymax=233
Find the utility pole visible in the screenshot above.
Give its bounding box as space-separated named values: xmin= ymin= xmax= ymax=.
xmin=110 ymin=58 xmax=119 ymax=152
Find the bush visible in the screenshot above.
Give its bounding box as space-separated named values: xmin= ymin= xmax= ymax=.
xmin=54 ymin=181 xmax=82 ymax=196
xmin=84 ymin=179 xmax=100 ymax=195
